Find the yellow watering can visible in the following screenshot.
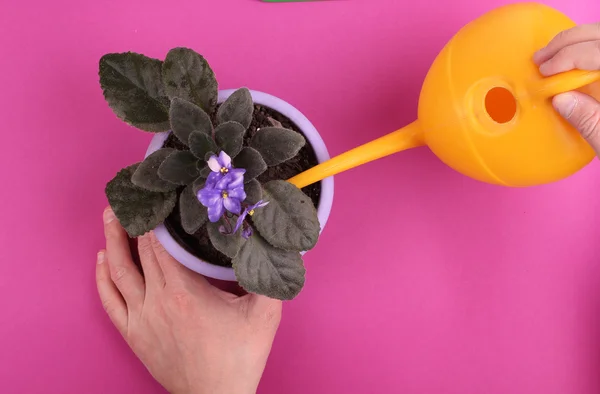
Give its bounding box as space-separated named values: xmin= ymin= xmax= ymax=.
xmin=288 ymin=2 xmax=600 ymax=189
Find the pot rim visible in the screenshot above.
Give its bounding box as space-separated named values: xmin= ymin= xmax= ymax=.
xmin=145 ymin=89 xmax=335 ymax=281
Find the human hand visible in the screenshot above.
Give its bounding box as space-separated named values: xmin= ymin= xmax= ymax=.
xmin=534 ymin=23 xmax=600 ymax=153
xmin=96 ymin=207 xmax=282 ymax=394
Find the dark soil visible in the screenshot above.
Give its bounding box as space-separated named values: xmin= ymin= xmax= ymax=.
xmin=163 ymin=104 xmax=322 ymax=268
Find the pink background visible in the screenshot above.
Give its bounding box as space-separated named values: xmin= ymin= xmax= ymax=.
xmin=2 ymin=0 xmax=600 ymax=393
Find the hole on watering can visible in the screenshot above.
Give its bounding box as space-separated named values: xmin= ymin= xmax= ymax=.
xmin=485 ymin=87 xmax=517 ymax=124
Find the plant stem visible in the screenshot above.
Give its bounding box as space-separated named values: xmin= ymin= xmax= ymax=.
xmin=223 ymin=215 xmax=233 ymax=232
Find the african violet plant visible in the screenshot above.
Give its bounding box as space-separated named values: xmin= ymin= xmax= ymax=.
xmin=100 ymin=47 xmax=321 ymax=300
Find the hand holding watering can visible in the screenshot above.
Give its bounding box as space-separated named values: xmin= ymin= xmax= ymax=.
xmin=535 ymin=23 xmax=600 ymax=154
xmin=288 ymin=3 xmax=600 ymax=189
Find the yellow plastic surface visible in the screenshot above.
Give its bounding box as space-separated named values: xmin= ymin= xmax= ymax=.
xmin=288 ymin=2 xmax=600 ymax=189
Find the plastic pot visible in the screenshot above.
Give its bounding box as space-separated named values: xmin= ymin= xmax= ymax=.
xmin=144 ymin=89 xmax=335 ymax=281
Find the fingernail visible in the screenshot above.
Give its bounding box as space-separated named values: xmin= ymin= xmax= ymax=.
xmin=538 ymin=61 xmax=551 ymax=75
xmin=553 ymin=93 xmax=577 ymax=118
xmin=97 ymin=250 xmax=105 ymax=265
xmin=103 ymin=207 xmax=115 ymax=224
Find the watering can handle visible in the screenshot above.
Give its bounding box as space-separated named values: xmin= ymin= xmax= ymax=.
xmin=529 ymin=69 xmax=600 ymax=99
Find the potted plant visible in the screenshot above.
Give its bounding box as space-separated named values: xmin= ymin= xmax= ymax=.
xmin=99 ymin=47 xmax=334 ymax=300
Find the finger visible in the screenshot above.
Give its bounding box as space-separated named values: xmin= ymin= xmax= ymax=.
xmin=534 ymin=23 xmax=600 ymax=65
xmin=539 ymin=40 xmax=600 ymax=76
xmin=137 ymin=233 xmax=165 ymax=289
xmin=96 ymin=250 xmax=128 ymax=336
xmin=553 ymin=91 xmax=600 ymax=153
xmin=148 ymin=231 xmax=185 ymax=282
xmin=149 ymin=232 xmax=214 ymax=292
xmin=104 ymin=207 xmax=145 ymax=312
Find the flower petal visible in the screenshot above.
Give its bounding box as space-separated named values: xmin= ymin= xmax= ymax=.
xmin=223 ymin=196 xmax=242 ymax=214
xmin=215 ymin=170 xmax=244 ymax=190
xmin=226 ymin=170 xmax=245 ymax=189
xmin=207 ymin=202 xmax=225 ymax=222
xmin=228 ymin=186 xmax=247 ymax=201
xmin=214 ymin=175 xmax=231 ymax=190
xmin=242 ymin=226 xmax=253 ymax=239
xmin=218 ymin=151 xmax=232 ymax=168
xmin=207 ymin=155 xmax=221 ymax=172
xmin=197 ymin=188 xmax=221 ymax=208
xmin=233 ymin=212 xmax=247 ymax=234
xmin=248 ymin=200 xmax=268 ymax=211
xmin=205 ymin=172 xmax=221 ymax=189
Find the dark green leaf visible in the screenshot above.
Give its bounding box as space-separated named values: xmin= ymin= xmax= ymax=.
xmin=179 ymin=184 xmax=208 ymax=234
xmin=198 ymin=165 xmax=211 ymax=178
xmin=106 ymin=164 xmax=177 ymax=237
xmin=232 ymin=147 xmax=267 ymax=182
xmin=189 ymin=131 xmax=218 ymax=159
xmin=233 ymin=231 xmax=305 ymax=300
xmin=216 ymin=88 xmax=254 ymax=129
xmin=207 ymin=217 xmax=245 ymax=258
xmin=169 ymin=98 xmax=213 ymax=145
xmin=244 ymin=179 xmax=262 ymax=204
xmin=249 ymin=127 xmax=305 ymax=166
xmin=215 ymin=121 xmax=245 ymax=158
xmin=99 ymin=53 xmax=170 ymax=132
xmin=158 ymin=150 xmax=200 ymax=185
xmin=252 ymin=180 xmax=320 ymax=251
xmin=132 ymin=148 xmax=177 ymax=192
xmin=162 ymin=47 xmax=218 ymax=113
xmin=192 ymin=176 xmax=207 ymax=194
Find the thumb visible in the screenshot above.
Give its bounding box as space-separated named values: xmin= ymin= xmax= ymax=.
xmin=553 ymin=92 xmax=600 ymax=153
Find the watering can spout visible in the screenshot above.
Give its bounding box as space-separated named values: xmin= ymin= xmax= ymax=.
xmin=288 ymin=121 xmax=425 ymax=189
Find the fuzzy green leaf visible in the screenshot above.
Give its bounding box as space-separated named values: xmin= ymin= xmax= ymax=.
xmin=162 ymin=48 xmax=218 ymax=114
xmin=249 ymin=127 xmax=305 ymax=166
xmin=179 ymin=184 xmax=208 ymax=234
xmin=198 ymin=165 xmax=211 ymax=178
xmin=232 ymin=147 xmax=267 ymax=182
xmin=99 ymin=52 xmax=170 ymax=132
xmin=189 ymin=131 xmax=218 ymax=160
xmin=252 ymin=180 xmax=320 ymax=251
xmin=216 ymin=88 xmax=253 ymax=129
xmin=233 ymin=231 xmax=305 ymax=300
xmin=207 ymin=217 xmax=245 ymax=258
xmin=132 ymin=148 xmax=177 ymax=192
xmin=244 ymin=179 xmax=262 ymax=204
xmin=169 ymin=98 xmax=213 ymax=145
xmin=158 ymin=150 xmax=200 ymax=185
xmin=215 ymin=121 xmax=245 ymax=158
xmin=106 ymin=164 xmax=177 ymax=237
xmin=192 ymin=176 xmax=207 ymax=194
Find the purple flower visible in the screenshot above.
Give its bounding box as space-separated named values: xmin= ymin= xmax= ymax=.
xmin=197 ymin=156 xmax=247 ymax=222
xmin=241 ymin=226 xmax=253 ymax=239
xmin=207 ymin=151 xmax=232 ymax=173
xmin=205 ymin=151 xmax=245 ymax=189
xmin=232 ymin=200 xmax=269 ymax=238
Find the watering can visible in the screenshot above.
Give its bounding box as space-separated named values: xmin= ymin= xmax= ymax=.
xmin=288 ymin=2 xmax=600 ymax=189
